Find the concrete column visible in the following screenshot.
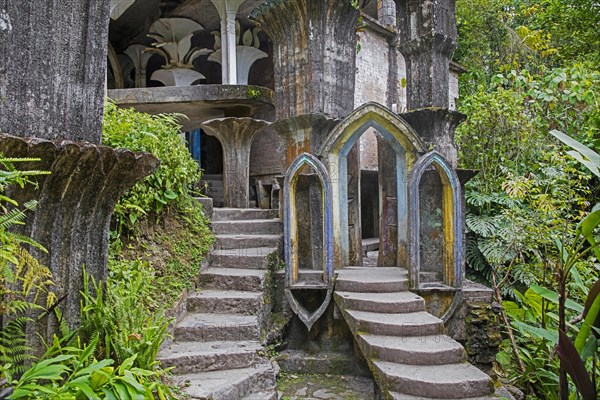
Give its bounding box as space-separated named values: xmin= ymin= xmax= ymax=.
xmin=0 ymin=0 xmax=110 ymax=141
xmin=347 ymin=145 xmax=362 ymax=266
xmin=225 ymin=9 xmax=237 ymax=84
xmin=251 ymin=0 xmax=359 ymax=119
xmin=202 ymin=118 xmax=271 ymax=208
xmin=0 ymin=0 xmax=159 ymax=348
xmin=397 ymin=0 xmax=457 ymax=110
xmin=377 ymin=0 xmax=397 ymax=27
xmin=396 ymin=0 xmax=464 ymax=167
xmin=219 ymin=16 xmax=230 ymax=83
xmin=211 ymin=0 xmax=243 ymax=85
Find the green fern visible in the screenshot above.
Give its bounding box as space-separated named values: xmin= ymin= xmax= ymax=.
xmin=0 ymin=317 xmax=36 ymax=381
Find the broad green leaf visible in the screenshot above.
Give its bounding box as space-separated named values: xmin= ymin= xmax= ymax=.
xmin=163 ymin=190 xmax=177 ymax=200
xmin=551 ymin=130 xmax=600 ymax=177
xmin=575 ymin=279 xmax=600 ymax=352
xmin=513 ymin=320 xmax=558 ymax=344
xmin=529 ymin=284 xmax=584 ymax=313
xmin=580 ymin=336 xmax=597 ymax=361
xmin=579 ymin=209 xmax=600 ymax=238
xmin=69 ymin=382 xmax=100 ymax=400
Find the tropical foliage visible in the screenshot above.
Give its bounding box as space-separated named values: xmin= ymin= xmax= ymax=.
xmin=455 ymin=1 xmax=600 ymax=397
xmin=102 ymin=101 xmax=203 ymax=236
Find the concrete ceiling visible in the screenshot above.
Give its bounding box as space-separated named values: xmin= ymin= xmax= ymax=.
xmin=109 ymin=0 xmax=267 ymax=51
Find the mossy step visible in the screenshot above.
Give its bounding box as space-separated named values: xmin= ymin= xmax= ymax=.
xmin=213 ymin=208 xmax=279 ymax=221
xmin=209 ymin=247 xmax=279 ymax=269
xmin=357 ymin=333 xmax=465 ymax=365
xmin=215 ymin=234 xmax=282 ymax=250
xmin=175 ymin=363 xmax=276 ymax=400
xmin=374 ymin=361 xmax=494 ymax=399
xmin=212 ymin=219 xmax=282 ymax=235
xmin=198 ymin=268 xmax=266 ymax=292
xmin=187 ymin=290 xmax=264 ymax=315
xmin=158 ymin=340 xmax=262 ymax=374
xmin=174 ymin=313 xmax=259 ymax=342
xmin=390 ymin=392 xmax=501 ymax=400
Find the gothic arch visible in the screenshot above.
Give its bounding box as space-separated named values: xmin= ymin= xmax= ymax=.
xmin=319 ymin=102 xmax=426 ymax=267
xmin=283 ymin=153 xmax=334 ymax=331
xmin=408 ymin=151 xmax=464 ymax=290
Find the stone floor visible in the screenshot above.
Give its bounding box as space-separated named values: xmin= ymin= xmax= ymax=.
xmin=277 ymin=373 xmax=374 ymax=400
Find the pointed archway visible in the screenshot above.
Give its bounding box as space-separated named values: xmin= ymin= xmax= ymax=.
xmin=319 ymin=102 xmax=426 ymax=268
xmin=408 ymin=151 xmax=464 ymax=290
xmin=283 ymin=152 xmax=334 ymax=331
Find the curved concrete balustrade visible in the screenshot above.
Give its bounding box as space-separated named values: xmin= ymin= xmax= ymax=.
xmin=107 ymin=85 xmax=275 ymax=131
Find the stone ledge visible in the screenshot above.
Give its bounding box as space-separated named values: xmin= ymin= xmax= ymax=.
xmin=107 ymin=85 xmax=275 ymax=130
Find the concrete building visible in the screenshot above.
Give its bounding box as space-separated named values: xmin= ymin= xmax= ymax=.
xmin=105 ymin=1 xmax=504 ymax=398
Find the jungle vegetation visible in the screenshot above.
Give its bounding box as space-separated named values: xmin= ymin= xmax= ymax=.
xmin=455 ymin=0 xmax=599 ymax=398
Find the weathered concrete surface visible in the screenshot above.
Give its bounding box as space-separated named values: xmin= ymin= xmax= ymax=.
xmin=401 ymin=108 xmax=466 ymax=168
xmin=0 ymin=134 xmax=158 ymax=340
xmin=202 ymin=117 xmax=271 ymax=208
xmin=251 ymin=0 xmax=359 ymax=119
xmin=397 ymin=0 xmax=458 ymax=110
xmin=0 ymin=1 xmax=110 ymax=142
xmin=277 ymin=373 xmax=374 ymax=400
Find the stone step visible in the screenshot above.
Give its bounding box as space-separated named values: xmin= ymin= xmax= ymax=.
xmin=176 ymin=363 xmax=276 ymax=400
xmin=213 ymin=208 xmax=279 ymax=221
xmin=210 ymin=247 xmax=278 ymax=269
xmin=174 ymin=313 xmax=260 ymax=342
xmin=357 ymin=334 xmax=465 ymax=365
xmin=199 ymin=268 xmax=266 ymax=292
xmin=215 ymin=234 xmax=282 ymax=250
xmin=158 ymin=340 xmax=262 ymax=374
xmin=335 ymin=267 xmax=409 ymax=293
xmin=334 ymin=291 xmax=425 ymax=314
xmin=373 ymin=361 xmax=494 ymax=399
xmin=344 ymin=310 xmax=443 ymax=336
xmin=212 ymin=219 xmax=282 ymax=235
xmin=390 ymin=392 xmax=501 ymax=400
xmin=187 ymin=290 xmax=263 ymax=315
xmin=241 ymin=390 xmax=277 ymax=400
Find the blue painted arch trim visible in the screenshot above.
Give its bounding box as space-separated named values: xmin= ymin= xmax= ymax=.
xmin=283 ymin=152 xmax=334 ymax=287
xmin=408 ymin=151 xmax=464 ymax=290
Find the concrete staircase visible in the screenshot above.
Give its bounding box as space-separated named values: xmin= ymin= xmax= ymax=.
xmin=334 ymin=267 xmax=497 ymax=400
xmin=158 ymin=208 xmax=282 ymax=400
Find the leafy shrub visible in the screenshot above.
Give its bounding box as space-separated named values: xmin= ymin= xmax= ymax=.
xmin=78 ymin=266 xmax=172 ymax=371
xmin=102 ymin=101 xmax=202 ymax=235
xmin=7 ymin=336 xmax=174 ymax=399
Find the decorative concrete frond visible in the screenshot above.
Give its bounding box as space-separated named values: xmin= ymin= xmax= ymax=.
xmin=110 ymin=0 xmax=135 ymax=20
xmin=147 ymin=18 xmax=213 ymax=69
xmin=150 ymin=68 xmax=206 ymax=87
xmin=208 ymin=26 xmax=267 ymax=85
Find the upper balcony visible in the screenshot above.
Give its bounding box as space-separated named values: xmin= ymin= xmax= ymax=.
xmin=107 ymin=0 xmax=275 ymax=126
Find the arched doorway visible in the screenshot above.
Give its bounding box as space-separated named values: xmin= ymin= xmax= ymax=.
xmin=319 ymin=102 xmax=426 ymax=269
